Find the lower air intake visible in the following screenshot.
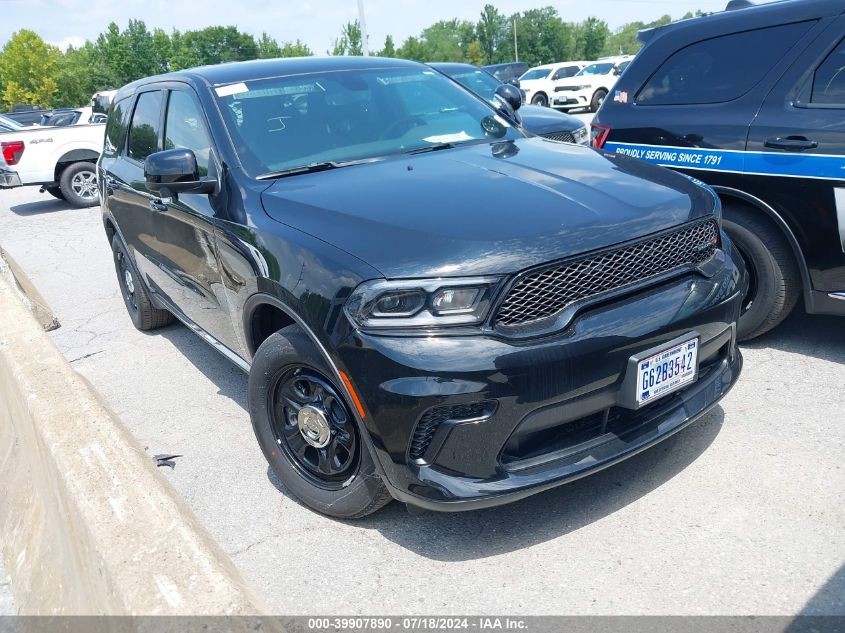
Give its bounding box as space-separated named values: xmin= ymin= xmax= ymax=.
xmin=409 ymin=401 xmax=496 ymax=461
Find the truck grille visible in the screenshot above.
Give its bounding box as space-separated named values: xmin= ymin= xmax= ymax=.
xmin=495 ymin=220 xmax=719 ymax=328
xmin=542 ymin=131 xmax=575 ymax=143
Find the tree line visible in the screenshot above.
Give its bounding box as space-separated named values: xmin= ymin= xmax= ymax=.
xmin=0 ymin=5 xmax=702 ymax=110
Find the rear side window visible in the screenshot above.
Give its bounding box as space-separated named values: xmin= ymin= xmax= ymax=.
xmin=811 ymin=38 xmax=845 ymax=105
xmin=637 ymin=22 xmax=813 ymax=106
xmin=103 ymin=98 xmax=130 ymax=157
xmin=128 ymin=91 xmax=163 ymax=161
xmin=552 ymin=66 xmax=579 ymax=80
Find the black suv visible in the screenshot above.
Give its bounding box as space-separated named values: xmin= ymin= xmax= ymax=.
xmin=593 ymin=0 xmax=845 ymax=340
xmin=99 ymin=57 xmax=745 ymax=517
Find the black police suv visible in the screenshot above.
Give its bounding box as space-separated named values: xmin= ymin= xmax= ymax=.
xmin=482 ymin=62 xmax=530 ymax=84
xmin=592 ymin=0 xmax=845 ymax=340
xmin=99 ymin=57 xmax=745 ymax=517
xmin=430 ymin=62 xmax=590 ymax=144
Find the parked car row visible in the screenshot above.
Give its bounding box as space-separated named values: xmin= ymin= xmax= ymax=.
xmin=516 ymin=55 xmax=633 ymax=112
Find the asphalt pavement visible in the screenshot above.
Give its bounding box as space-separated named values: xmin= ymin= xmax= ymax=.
xmin=0 ymin=178 xmax=842 ymax=616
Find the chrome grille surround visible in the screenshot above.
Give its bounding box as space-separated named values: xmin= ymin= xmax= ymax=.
xmin=494 ymin=220 xmax=720 ymax=330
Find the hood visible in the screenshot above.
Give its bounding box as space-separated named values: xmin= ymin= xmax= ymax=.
xmin=518 ymin=105 xmax=584 ymax=136
xmin=260 ymin=138 xmax=714 ymax=279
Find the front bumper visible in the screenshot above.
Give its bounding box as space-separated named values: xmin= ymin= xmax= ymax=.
xmin=0 ymin=169 xmax=22 ymax=188
xmin=338 ymin=241 xmax=747 ymax=511
xmin=553 ymin=88 xmax=592 ymax=109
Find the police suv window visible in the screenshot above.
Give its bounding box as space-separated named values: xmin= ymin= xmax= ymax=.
xmin=552 ymin=66 xmax=578 ymax=81
xmin=164 ymin=91 xmax=212 ymax=176
xmin=811 ymin=39 xmax=845 ymax=105
xmin=637 ymin=22 xmax=814 ymax=106
xmin=127 ymin=91 xmax=163 ymax=161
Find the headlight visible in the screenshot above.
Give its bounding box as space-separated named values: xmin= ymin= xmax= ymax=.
xmin=573 ymin=125 xmax=590 ymax=145
xmin=345 ymin=277 xmax=504 ymax=329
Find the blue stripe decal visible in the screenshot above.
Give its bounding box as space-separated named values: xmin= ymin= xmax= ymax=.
xmin=605 ymin=142 xmax=845 ymax=181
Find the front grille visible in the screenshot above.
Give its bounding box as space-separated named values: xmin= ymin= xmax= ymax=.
xmin=409 ymin=402 xmax=495 ymax=460
xmin=542 ymin=131 xmax=576 ymax=143
xmin=495 ymin=220 xmax=719 ymax=328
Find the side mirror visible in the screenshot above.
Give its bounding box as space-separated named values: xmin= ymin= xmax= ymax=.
xmin=495 ymin=83 xmax=522 ymax=112
xmin=507 ymin=77 xmax=521 ymax=89
xmin=145 ymin=148 xmax=215 ymax=196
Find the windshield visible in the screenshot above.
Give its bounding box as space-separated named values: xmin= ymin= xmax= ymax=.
xmin=576 ymin=63 xmax=615 ymax=77
xmin=215 ymin=67 xmax=520 ymax=177
xmin=446 ymin=69 xmax=501 ymax=102
xmin=521 ymin=68 xmax=551 ymax=81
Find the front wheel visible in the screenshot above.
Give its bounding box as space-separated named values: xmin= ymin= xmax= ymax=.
xmin=531 ymin=93 xmax=549 ymax=107
xmin=590 ymin=89 xmax=607 ymax=112
xmin=248 ymin=326 xmax=392 ymax=518
xmin=59 ymin=162 xmax=100 ymax=208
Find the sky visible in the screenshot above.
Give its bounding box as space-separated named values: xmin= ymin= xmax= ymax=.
xmin=1 ymin=0 xmax=744 ymax=54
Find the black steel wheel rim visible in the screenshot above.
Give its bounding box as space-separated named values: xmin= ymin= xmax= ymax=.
xmin=117 ymin=251 xmax=138 ymax=312
xmin=734 ymin=241 xmax=758 ymax=315
xmin=268 ymin=366 xmax=360 ymax=489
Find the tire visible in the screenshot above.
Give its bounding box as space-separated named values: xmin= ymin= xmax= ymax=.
xmin=59 ymin=162 xmax=99 ymax=208
xmin=45 ymin=186 xmax=65 ymax=200
xmin=722 ymin=204 xmax=800 ymax=341
xmin=248 ymin=326 xmax=393 ymax=519
xmin=531 ymin=93 xmax=549 ymax=107
xmin=111 ymin=235 xmax=174 ymax=331
xmin=590 ymin=89 xmax=608 ymax=112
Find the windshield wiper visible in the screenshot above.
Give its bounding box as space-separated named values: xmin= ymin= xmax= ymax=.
xmin=404 ymin=143 xmax=458 ymax=156
xmin=257 ymin=156 xmax=386 ymax=180
xmin=256 ymin=161 xmax=347 ymax=180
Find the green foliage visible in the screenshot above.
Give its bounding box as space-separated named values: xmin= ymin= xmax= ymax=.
xmin=378 ymin=35 xmax=396 ymax=58
xmin=0 ymin=30 xmax=61 ymax=109
xmin=331 ymin=21 xmax=363 ymax=56
xmin=574 ymin=17 xmax=610 ymax=60
xmin=477 ymin=4 xmax=508 ymax=65
xmin=601 ymin=15 xmax=672 ymax=56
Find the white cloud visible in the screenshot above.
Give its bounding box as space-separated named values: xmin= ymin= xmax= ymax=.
xmin=51 ymin=35 xmax=85 ymax=51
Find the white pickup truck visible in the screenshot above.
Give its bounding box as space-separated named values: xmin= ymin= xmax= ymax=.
xmin=0 ymin=123 xmax=105 ymax=207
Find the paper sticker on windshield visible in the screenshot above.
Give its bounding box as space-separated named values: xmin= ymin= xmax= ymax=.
xmin=423 ymin=132 xmax=473 ymax=143
xmin=215 ymin=82 xmax=248 ymax=98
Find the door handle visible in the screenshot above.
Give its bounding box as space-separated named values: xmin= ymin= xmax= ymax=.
xmin=149 ymin=198 xmax=169 ymax=212
xmin=764 ymin=136 xmax=818 ymax=151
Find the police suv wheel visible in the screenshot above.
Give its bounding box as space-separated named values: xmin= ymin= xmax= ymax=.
xmin=248 ymin=325 xmax=393 ymax=518
xmin=590 ymin=89 xmax=607 ymax=112
xmin=722 ymin=205 xmax=800 ymax=341
xmin=111 ymin=235 xmax=174 ymax=331
xmin=531 ymin=93 xmax=549 ymax=107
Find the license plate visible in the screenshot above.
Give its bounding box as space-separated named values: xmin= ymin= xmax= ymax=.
xmin=636 ymin=337 xmax=699 ymax=405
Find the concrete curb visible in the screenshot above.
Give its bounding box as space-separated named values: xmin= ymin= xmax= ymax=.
xmin=0 ymin=259 xmax=274 ymax=618
xmin=0 ymin=247 xmax=58 ymax=332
